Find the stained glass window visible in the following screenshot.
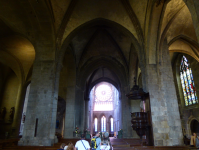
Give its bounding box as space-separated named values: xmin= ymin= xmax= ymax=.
xmin=180 ymin=56 xmax=198 ymax=106
xmin=95 ymin=118 xmax=98 ymax=132
xmin=111 ymin=118 xmax=113 ymax=132
xmin=94 ymin=82 xmax=113 ymax=111
xmin=101 ymin=116 xmax=106 ymax=132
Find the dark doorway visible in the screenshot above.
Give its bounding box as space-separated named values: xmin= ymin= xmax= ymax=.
xmin=190 ymin=119 xmax=199 ymax=134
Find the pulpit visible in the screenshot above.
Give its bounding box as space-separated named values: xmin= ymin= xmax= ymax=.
xmin=131 ymin=112 xmax=148 ymax=139
xmin=126 ymin=78 xmax=153 ymax=146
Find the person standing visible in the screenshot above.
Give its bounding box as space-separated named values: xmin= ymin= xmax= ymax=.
xmin=75 ymin=134 xmax=90 ymax=150
xmin=91 ymin=132 xmax=101 ymax=150
xmin=190 ymin=133 xmax=197 ymax=147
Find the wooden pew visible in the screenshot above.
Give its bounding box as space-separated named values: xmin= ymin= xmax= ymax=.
xmin=0 ymin=138 xmax=19 ymax=149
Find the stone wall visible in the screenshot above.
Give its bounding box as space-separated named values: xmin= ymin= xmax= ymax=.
xmin=0 ymin=72 xmax=19 ymax=120
xmin=0 ymin=68 xmax=20 ymax=138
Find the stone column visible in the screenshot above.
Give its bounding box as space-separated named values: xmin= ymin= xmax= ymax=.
xmin=98 ymin=117 xmax=101 ymax=132
xmin=122 ymin=86 xmax=132 ymax=138
xmin=75 ymin=87 xmax=84 ymax=133
xmin=147 ymin=40 xmax=183 ymax=146
xmin=11 ymin=84 xmax=26 ymax=137
xmin=18 ymin=60 xmax=57 ymax=146
xmin=63 ymin=86 xmax=76 ymax=138
xmin=90 ymin=90 xmax=94 ymax=135
xmin=84 ymin=100 xmax=89 ymax=130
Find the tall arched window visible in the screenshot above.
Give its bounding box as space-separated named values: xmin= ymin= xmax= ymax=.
xmin=95 ymin=118 xmax=98 ymax=132
xmin=101 ymin=116 xmax=106 ymax=132
xmin=180 ymin=56 xmax=198 ymax=106
xmin=110 ymin=118 xmax=113 ymax=132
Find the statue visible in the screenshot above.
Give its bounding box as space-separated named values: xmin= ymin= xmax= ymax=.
xmin=9 ymin=107 xmax=15 ymax=121
xmin=0 ymin=107 xmax=6 ymax=120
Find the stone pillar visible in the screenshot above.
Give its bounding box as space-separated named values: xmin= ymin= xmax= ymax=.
xmin=75 ymin=87 xmax=84 ymax=132
xmin=63 ymin=86 xmax=76 ymax=138
xmin=90 ymin=90 xmax=94 ymax=135
xmin=11 ymin=84 xmax=26 ymax=137
xmin=122 ymin=86 xmax=132 ymax=138
xmin=84 ymin=100 xmax=89 ymax=130
xmin=147 ymin=40 xmax=183 ymax=146
xmin=18 ymin=60 xmax=57 ymax=146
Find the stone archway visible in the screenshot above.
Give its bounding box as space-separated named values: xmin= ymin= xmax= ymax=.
xmin=190 ymin=119 xmax=199 ymax=134
xmin=54 ymin=18 xmax=147 ymax=139
xmin=187 ymin=116 xmax=199 ymax=137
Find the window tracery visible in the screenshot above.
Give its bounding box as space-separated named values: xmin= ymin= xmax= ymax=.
xmin=180 ymin=56 xmax=198 ymax=106
xmin=94 ymin=82 xmax=113 ymax=111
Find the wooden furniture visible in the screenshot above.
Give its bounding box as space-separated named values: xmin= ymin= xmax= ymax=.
xmin=126 ymin=78 xmax=153 ymax=146
xmin=131 ymin=112 xmax=148 ymax=139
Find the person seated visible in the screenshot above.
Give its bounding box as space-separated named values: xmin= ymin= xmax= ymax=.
xmin=74 ymin=134 xmax=90 ymax=150
xmin=64 ymin=141 xmax=74 ymax=150
xmin=190 ymin=133 xmax=197 ymax=147
xmin=57 ymin=143 xmax=66 ymax=150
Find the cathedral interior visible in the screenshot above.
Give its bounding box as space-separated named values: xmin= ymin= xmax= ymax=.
xmin=0 ymin=0 xmax=199 ymax=148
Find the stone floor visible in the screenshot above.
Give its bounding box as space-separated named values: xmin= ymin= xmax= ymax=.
xmin=1 ymin=138 xmax=199 ymax=150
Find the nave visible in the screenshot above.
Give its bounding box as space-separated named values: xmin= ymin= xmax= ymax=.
xmin=1 ymin=0 xmax=199 ymax=148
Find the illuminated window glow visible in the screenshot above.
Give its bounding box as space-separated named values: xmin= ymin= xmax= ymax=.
xmin=180 ymin=56 xmax=198 ymax=106
xmin=101 ymin=116 xmax=106 ymax=132
xmin=94 ymin=82 xmax=113 ymax=111
xmin=95 ymin=118 xmax=97 ymax=132
xmin=111 ymin=118 xmax=113 ymax=132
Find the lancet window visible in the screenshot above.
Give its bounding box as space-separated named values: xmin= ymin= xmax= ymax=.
xmin=180 ymin=56 xmax=198 ymax=106
xmin=95 ymin=118 xmax=98 ymax=132
xmin=110 ymin=118 xmax=113 ymax=132
xmin=101 ymin=116 xmax=106 ymax=132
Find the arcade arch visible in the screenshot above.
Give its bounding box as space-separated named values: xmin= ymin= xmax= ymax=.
xmin=89 ymin=82 xmax=121 ymax=135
